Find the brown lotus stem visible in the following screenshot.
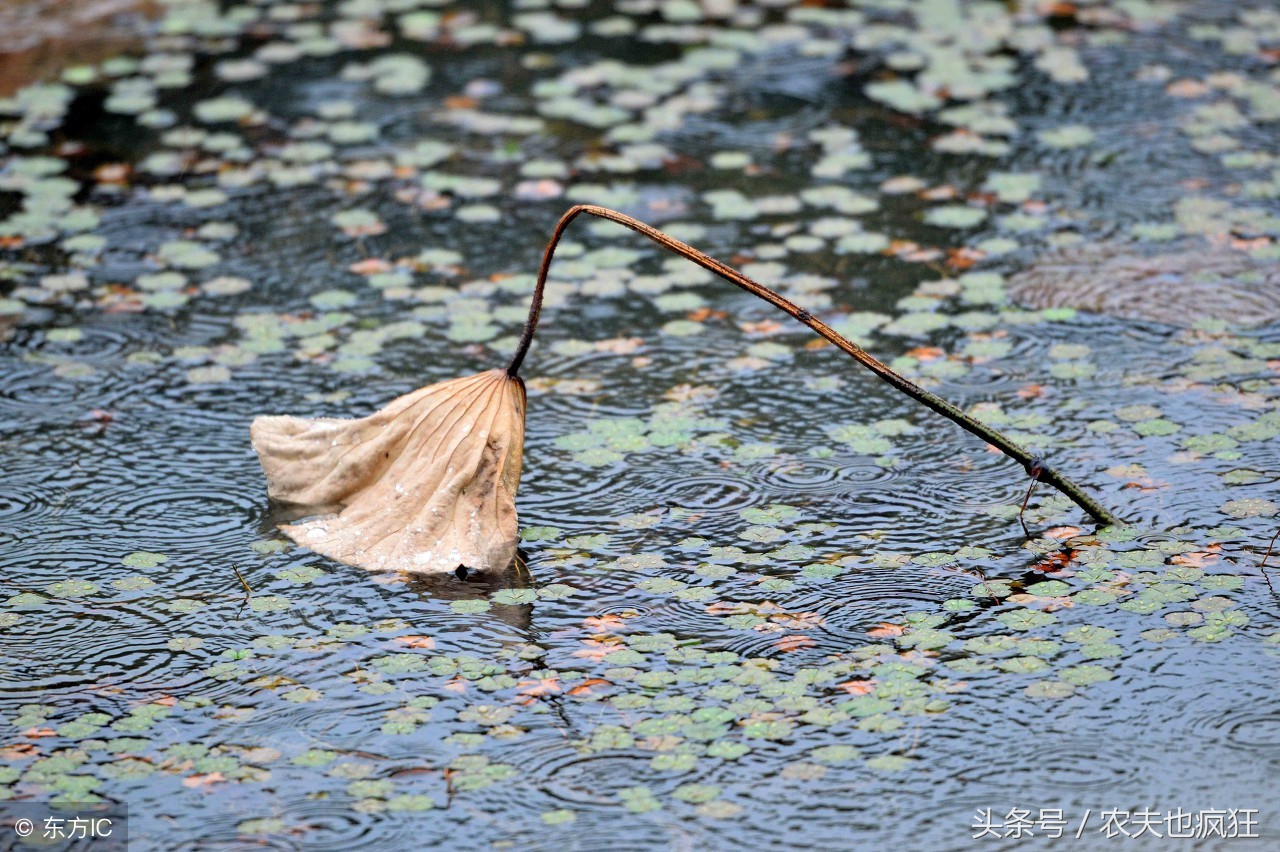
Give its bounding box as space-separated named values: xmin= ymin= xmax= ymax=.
xmin=232 ymin=564 xmax=252 ymax=599
xmin=507 ymin=204 xmax=1121 ymax=528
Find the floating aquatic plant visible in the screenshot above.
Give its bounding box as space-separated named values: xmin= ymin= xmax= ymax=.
xmin=252 ymin=205 xmax=1120 ymax=574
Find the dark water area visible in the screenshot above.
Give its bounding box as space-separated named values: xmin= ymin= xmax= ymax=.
xmin=1 ymin=0 xmax=1279 ymax=848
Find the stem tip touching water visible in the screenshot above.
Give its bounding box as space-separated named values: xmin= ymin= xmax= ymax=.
xmin=507 ymin=205 xmax=1121 ymax=528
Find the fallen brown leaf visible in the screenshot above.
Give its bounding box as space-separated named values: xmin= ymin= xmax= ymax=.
xmin=771 ymin=612 xmax=826 ymax=630
xmin=1 ymin=743 xmax=40 ymax=760
xmin=739 ymin=319 xmax=784 ymax=335
xmin=946 ymin=246 xmax=985 ymax=269
xmin=1172 ymin=546 xmax=1221 ymax=568
xmin=394 ymin=635 xmax=437 ymax=649
xmin=183 ymin=772 xmax=225 ymax=788
xmin=567 ymin=678 xmax=611 ymax=697
xmin=571 ymin=638 xmax=625 ymax=661
xmin=905 ymin=346 xmax=944 ymax=361
xmin=582 ymin=614 xmax=628 ymax=633
xmin=838 ymin=680 xmax=876 ymax=695
xmin=349 ymin=258 xmax=392 ymax=275
xmin=517 ymin=677 xmax=562 ymax=699
xmin=774 ymin=635 xmax=816 ymax=652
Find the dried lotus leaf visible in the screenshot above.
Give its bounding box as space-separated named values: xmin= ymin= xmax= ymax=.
xmin=251 ymin=369 xmax=525 ymax=574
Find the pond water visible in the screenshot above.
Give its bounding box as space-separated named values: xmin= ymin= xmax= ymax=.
xmin=2 ymin=0 xmax=1280 ymax=848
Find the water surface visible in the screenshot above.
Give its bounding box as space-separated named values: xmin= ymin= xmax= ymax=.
xmin=2 ymin=0 xmax=1279 ymax=848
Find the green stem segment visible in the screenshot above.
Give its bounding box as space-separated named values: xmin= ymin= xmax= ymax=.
xmin=507 ymin=204 xmax=1121 ymax=527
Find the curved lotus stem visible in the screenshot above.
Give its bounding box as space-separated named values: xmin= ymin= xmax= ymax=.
xmin=507 ymin=205 xmax=1120 ymax=528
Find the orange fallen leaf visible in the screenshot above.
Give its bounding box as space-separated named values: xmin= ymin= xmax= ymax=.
xmin=638 ymin=735 xmax=683 ymax=752
xmin=774 ymin=635 xmax=816 ymax=652
xmin=1166 ymin=79 xmax=1209 ymax=98
xmin=946 ymin=246 xmax=985 ymax=270
xmin=349 ymin=258 xmax=392 ymax=275
xmin=1172 ymin=546 xmax=1221 ymax=568
xmin=1 ymin=743 xmax=40 ymax=760
xmin=838 ymin=679 xmax=876 ymax=695
xmin=1041 ymin=1 xmax=1078 ymax=17
xmin=1017 ymin=384 xmax=1047 ymax=400
xmin=514 ymin=179 xmax=564 ymax=201
xmin=517 ymin=677 xmax=562 ymax=698
xmin=898 ymin=650 xmax=940 ymax=666
xmin=1230 ymin=236 xmax=1271 ymax=250
xmin=886 ymin=240 xmax=944 ymax=262
xmin=867 ymin=622 xmax=906 ymax=638
xmin=93 ymin=163 xmax=130 ymax=183
xmin=395 ymin=635 xmax=436 ymax=649
xmin=566 ymin=678 xmax=611 ymax=697
xmin=571 ymin=638 xmax=625 ymax=661
xmin=1121 ymin=481 xmax=1164 ymax=492
xmin=1008 ymin=592 xmax=1074 ymax=611
xmin=183 ymin=772 xmax=225 ymax=788
xmin=771 ymin=612 xmax=826 ymax=630
xmin=739 ymin=319 xmax=784 ymax=335
xmin=906 ymin=346 xmax=944 ymax=361
xmin=582 ymin=614 xmax=628 ymax=633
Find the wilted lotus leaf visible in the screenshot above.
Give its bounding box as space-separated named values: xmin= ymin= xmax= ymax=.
xmin=252 ymin=206 xmax=1119 ymax=576
xmin=251 ymin=369 xmax=526 ymax=574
